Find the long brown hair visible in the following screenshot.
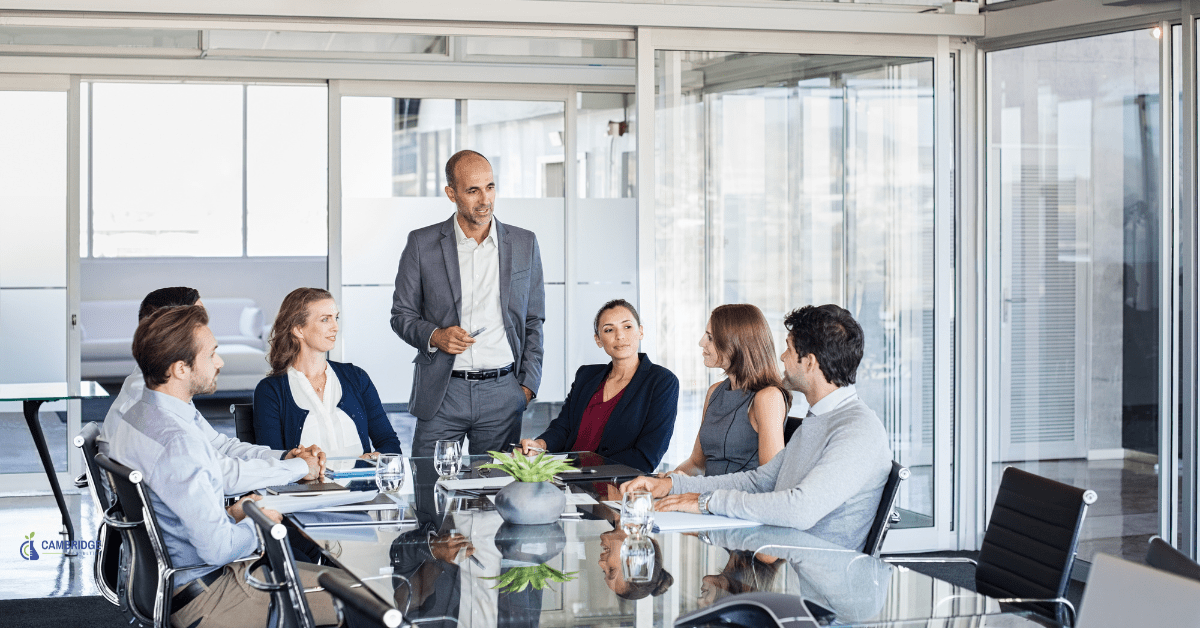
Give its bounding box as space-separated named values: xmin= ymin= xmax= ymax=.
xmin=267 ymin=288 xmax=334 ymax=377
xmin=710 ymin=304 xmax=792 ymax=408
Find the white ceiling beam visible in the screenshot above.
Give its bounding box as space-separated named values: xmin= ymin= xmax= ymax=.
xmin=0 ymin=0 xmax=984 ymax=37
xmin=983 ymin=0 xmax=1179 ymax=48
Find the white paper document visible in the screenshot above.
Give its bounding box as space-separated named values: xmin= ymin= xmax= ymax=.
xmin=256 ymin=490 xmax=380 ymax=514
xmin=486 ymin=491 xmax=597 ymax=505
xmin=602 ymin=500 xmax=762 ymax=533
xmin=438 ymin=476 xmax=515 ymax=490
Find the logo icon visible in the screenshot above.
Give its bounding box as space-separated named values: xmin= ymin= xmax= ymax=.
xmin=20 ymin=532 xmax=38 ymax=560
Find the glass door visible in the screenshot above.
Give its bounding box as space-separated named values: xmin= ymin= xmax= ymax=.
xmin=336 ymin=86 xmax=570 ymax=413
xmin=988 ymin=28 xmax=1166 ymax=562
xmin=650 ymin=37 xmax=953 ymax=549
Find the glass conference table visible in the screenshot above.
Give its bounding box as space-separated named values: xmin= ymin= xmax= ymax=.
xmin=288 ymin=454 xmax=1060 ymax=628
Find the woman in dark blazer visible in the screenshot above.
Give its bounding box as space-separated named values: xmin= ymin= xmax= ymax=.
xmin=520 ymin=299 xmax=679 ymax=473
xmin=254 ymin=288 xmax=401 ymax=457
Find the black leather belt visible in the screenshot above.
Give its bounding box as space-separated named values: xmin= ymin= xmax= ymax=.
xmin=171 ymin=568 xmax=224 ymax=612
xmin=451 ymin=363 xmax=514 ymax=380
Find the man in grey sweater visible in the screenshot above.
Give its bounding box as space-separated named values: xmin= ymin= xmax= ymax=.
xmin=621 ymin=304 xmax=891 ymax=552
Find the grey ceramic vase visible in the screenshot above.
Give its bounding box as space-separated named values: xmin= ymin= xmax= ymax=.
xmin=493 ymin=522 xmax=567 ymax=563
xmin=494 ymin=480 xmax=566 ymax=525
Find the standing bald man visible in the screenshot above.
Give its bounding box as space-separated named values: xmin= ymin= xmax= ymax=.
xmin=391 ymin=150 xmax=545 ymax=457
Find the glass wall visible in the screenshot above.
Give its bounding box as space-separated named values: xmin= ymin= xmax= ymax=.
xmin=655 ymin=51 xmax=938 ymax=523
xmin=988 ymin=29 xmax=1163 ymax=562
xmin=0 ymin=89 xmax=69 ymax=473
xmin=340 ymin=96 xmax=568 ymax=406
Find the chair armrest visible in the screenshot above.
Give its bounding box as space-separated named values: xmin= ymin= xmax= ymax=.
xmin=101 ymin=503 xmax=140 ymax=530
xmin=884 ymin=556 xmax=979 ymax=566
xmin=245 ymin=570 xmax=286 ymax=592
xmin=74 ymin=473 xmax=89 ymax=489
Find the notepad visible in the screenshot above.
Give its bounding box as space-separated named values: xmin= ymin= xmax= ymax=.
xmin=257 ymin=490 xmax=380 ymax=514
xmin=438 ymin=476 xmax=515 ymax=490
xmin=601 ymin=500 xmax=762 ymax=533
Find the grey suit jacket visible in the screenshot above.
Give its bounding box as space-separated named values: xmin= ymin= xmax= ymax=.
xmin=390 ymin=215 xmax=545 ymax=421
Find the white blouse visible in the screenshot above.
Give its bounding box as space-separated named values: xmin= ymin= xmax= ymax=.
xmin=288 ymin=363 xmax=364 ymax=459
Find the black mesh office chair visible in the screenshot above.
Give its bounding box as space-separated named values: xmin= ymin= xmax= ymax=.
xmin=1145 ymin=535 xmax=1200 ymax=582
xmin=318 ymin=570 xmax=404 ymax=628
xmin=94 ymin=452 xmax=217 ymax=628
xmin=888 ymin=466 xmax=1096 ymax=626
xmin=783 ymin=417 xmax=803 ymax=444
xmin=243 ymin=501 xmax=317 ymax=628
xmin=861 ymin=461 xmax=909 ymax=557
xmin=74 ymin=423 xmax=123 ymax=606
xmin=231 ymin=403 xmax=257 ymax=445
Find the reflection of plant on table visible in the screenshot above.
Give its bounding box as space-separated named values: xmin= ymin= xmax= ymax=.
xmin=480 ymin=450 xmax=577 ymax=482
xmin=482 ymin=564 xmax=578 ymax=592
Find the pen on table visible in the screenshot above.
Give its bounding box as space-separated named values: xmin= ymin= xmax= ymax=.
xmin=468 ymin=327 xmax=487 ymax=338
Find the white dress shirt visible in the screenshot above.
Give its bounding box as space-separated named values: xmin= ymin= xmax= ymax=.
xmin=289 ymin=364 xmax=364 ymax=459
xmin=806 ymin=384 xmax=859 ymax=417
xmin=437 ymin=215 xmax=515 ymax=371
xmin=101 ymin=367 xmax=307 ymax=495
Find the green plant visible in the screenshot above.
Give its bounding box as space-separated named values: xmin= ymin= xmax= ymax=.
xmin=480 ymin=450 xmax=577 ymax=483
xmin=481 ymin=564 xmax=578 ymax=593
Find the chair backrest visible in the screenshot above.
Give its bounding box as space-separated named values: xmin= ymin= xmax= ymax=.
xmin=861 ymin=461 xmax=909 ymax=557
xmin=230 ymin=403 xmax=256 ymax=445
xmin=94 ymin=452 xmax=169 ymax=626
xmin=318 ymin=570 xmax=404 ymax=628
xmin=75 ymin=423 xmax=121 ymax=605
xmin=976 ymin=466 xmax=1096 ymax=621
xmin=1075 ymin=553 xmax=1200 ymax=627
xmin=783 ymin=417 xmax=803 ymax=444
xmin=244 ymin=501 xmax=316 ymax=628
xmin=1145 ymin=535 xmax=1200 ymax=582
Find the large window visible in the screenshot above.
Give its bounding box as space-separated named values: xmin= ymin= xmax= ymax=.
xmin=82 ymin=82 xmax=328 ymax=257
xmin=655 ymin=50 xmax=939 ymax=524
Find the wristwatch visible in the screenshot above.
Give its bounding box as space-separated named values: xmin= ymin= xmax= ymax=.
xmin=697 ymin=491 xmax=714 ymax=515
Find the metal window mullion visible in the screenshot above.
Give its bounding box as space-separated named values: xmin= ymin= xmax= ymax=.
xmin=564 ymin=86 xmax=577 ymax=385
xmin=1159 ymin=19 xmax=1180 ymax=554
xmin=241 ymin=84 xmax=248 ymax=257
xmin=328 ymin=80 xmax=343 ymax=362
xmin=1182 ymin=8 xmax=1200 ymax=560
xmin=635 ymin=27 xmax=656 ymax=357
xmin=67 ymin=74 xmax=82 ymax=476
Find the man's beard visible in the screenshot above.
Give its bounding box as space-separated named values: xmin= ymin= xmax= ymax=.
xmin=190 ymin=371 xmax=219 ymax=396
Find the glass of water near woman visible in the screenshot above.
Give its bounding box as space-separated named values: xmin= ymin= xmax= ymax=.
xmin=434 ymin=439 xmax=463 ymax=479
xmin=621 ymin=490 xmax=655 ymax=536
xmin=375 ymin=453 xmax=405 ymax=493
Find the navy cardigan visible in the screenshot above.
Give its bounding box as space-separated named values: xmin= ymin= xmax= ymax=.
xmin=537 ymin=354 xmax=679 ymax=473
xmin=253 ymin=360 xmax=402 ymax=455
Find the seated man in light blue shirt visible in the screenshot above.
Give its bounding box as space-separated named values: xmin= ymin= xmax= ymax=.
xmin=101 ymin=286 xmax=324 ymax=495
xmin=99 ymin=305 xmax=338 ymax=628
xmin=621 ymin=305 xmax=892 ymax=552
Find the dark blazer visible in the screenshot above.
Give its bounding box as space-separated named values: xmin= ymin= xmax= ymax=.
xmin=253 ymin=360 xmax=402 ymax=455
xmin=390 ymin=216 xmax=546 ymax=420
xmin=537 ymin=354 xmax=679 ymax=473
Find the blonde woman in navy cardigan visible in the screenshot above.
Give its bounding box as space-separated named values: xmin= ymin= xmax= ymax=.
xmin=520 ymin=299 xmax=679 ymax=473
xmin=254 ymin=288 xmax=401 ymax=458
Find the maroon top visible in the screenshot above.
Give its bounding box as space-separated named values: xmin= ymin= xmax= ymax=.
xmin=571 ymin=384 xmax=627 ymax=453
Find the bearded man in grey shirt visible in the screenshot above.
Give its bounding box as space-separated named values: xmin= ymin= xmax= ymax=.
xmin=621 ymin=304 xmax=891 ymax=552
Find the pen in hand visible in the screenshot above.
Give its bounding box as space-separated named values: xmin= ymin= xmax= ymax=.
xmin=468 ymin=327 xmax=487 ymax=338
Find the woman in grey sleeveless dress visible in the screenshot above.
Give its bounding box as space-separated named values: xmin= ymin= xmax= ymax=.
xmin=670 ymin=304 xmax=792 ymax=476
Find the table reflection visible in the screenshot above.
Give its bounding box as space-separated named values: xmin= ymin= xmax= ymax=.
xmin=291 ymin=456 xmax=1052 ymax=628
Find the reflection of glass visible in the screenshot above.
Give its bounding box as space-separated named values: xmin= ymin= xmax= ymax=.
xmin=620 ymin=490 xmax=654 ymax=535
xmin=654 ymin=50 xmax=937 ymax=525
xmin=434 ymin=439 xmax=462 ymax=479
xmin=375 ymin=454 xmax=404 ymax=493
xmin=620 ymin=535 xmax=654 ymax=583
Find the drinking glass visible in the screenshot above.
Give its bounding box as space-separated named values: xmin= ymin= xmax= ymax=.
xmin=434 ymin=439 xmax=463 ymax=479
xmin=620 ymin=534 xmax=655 ymax=583
xmin=621 ymin=490 xmax=655 ymax=536
xmin=375 ymin=454 xmax=405 ymax=493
